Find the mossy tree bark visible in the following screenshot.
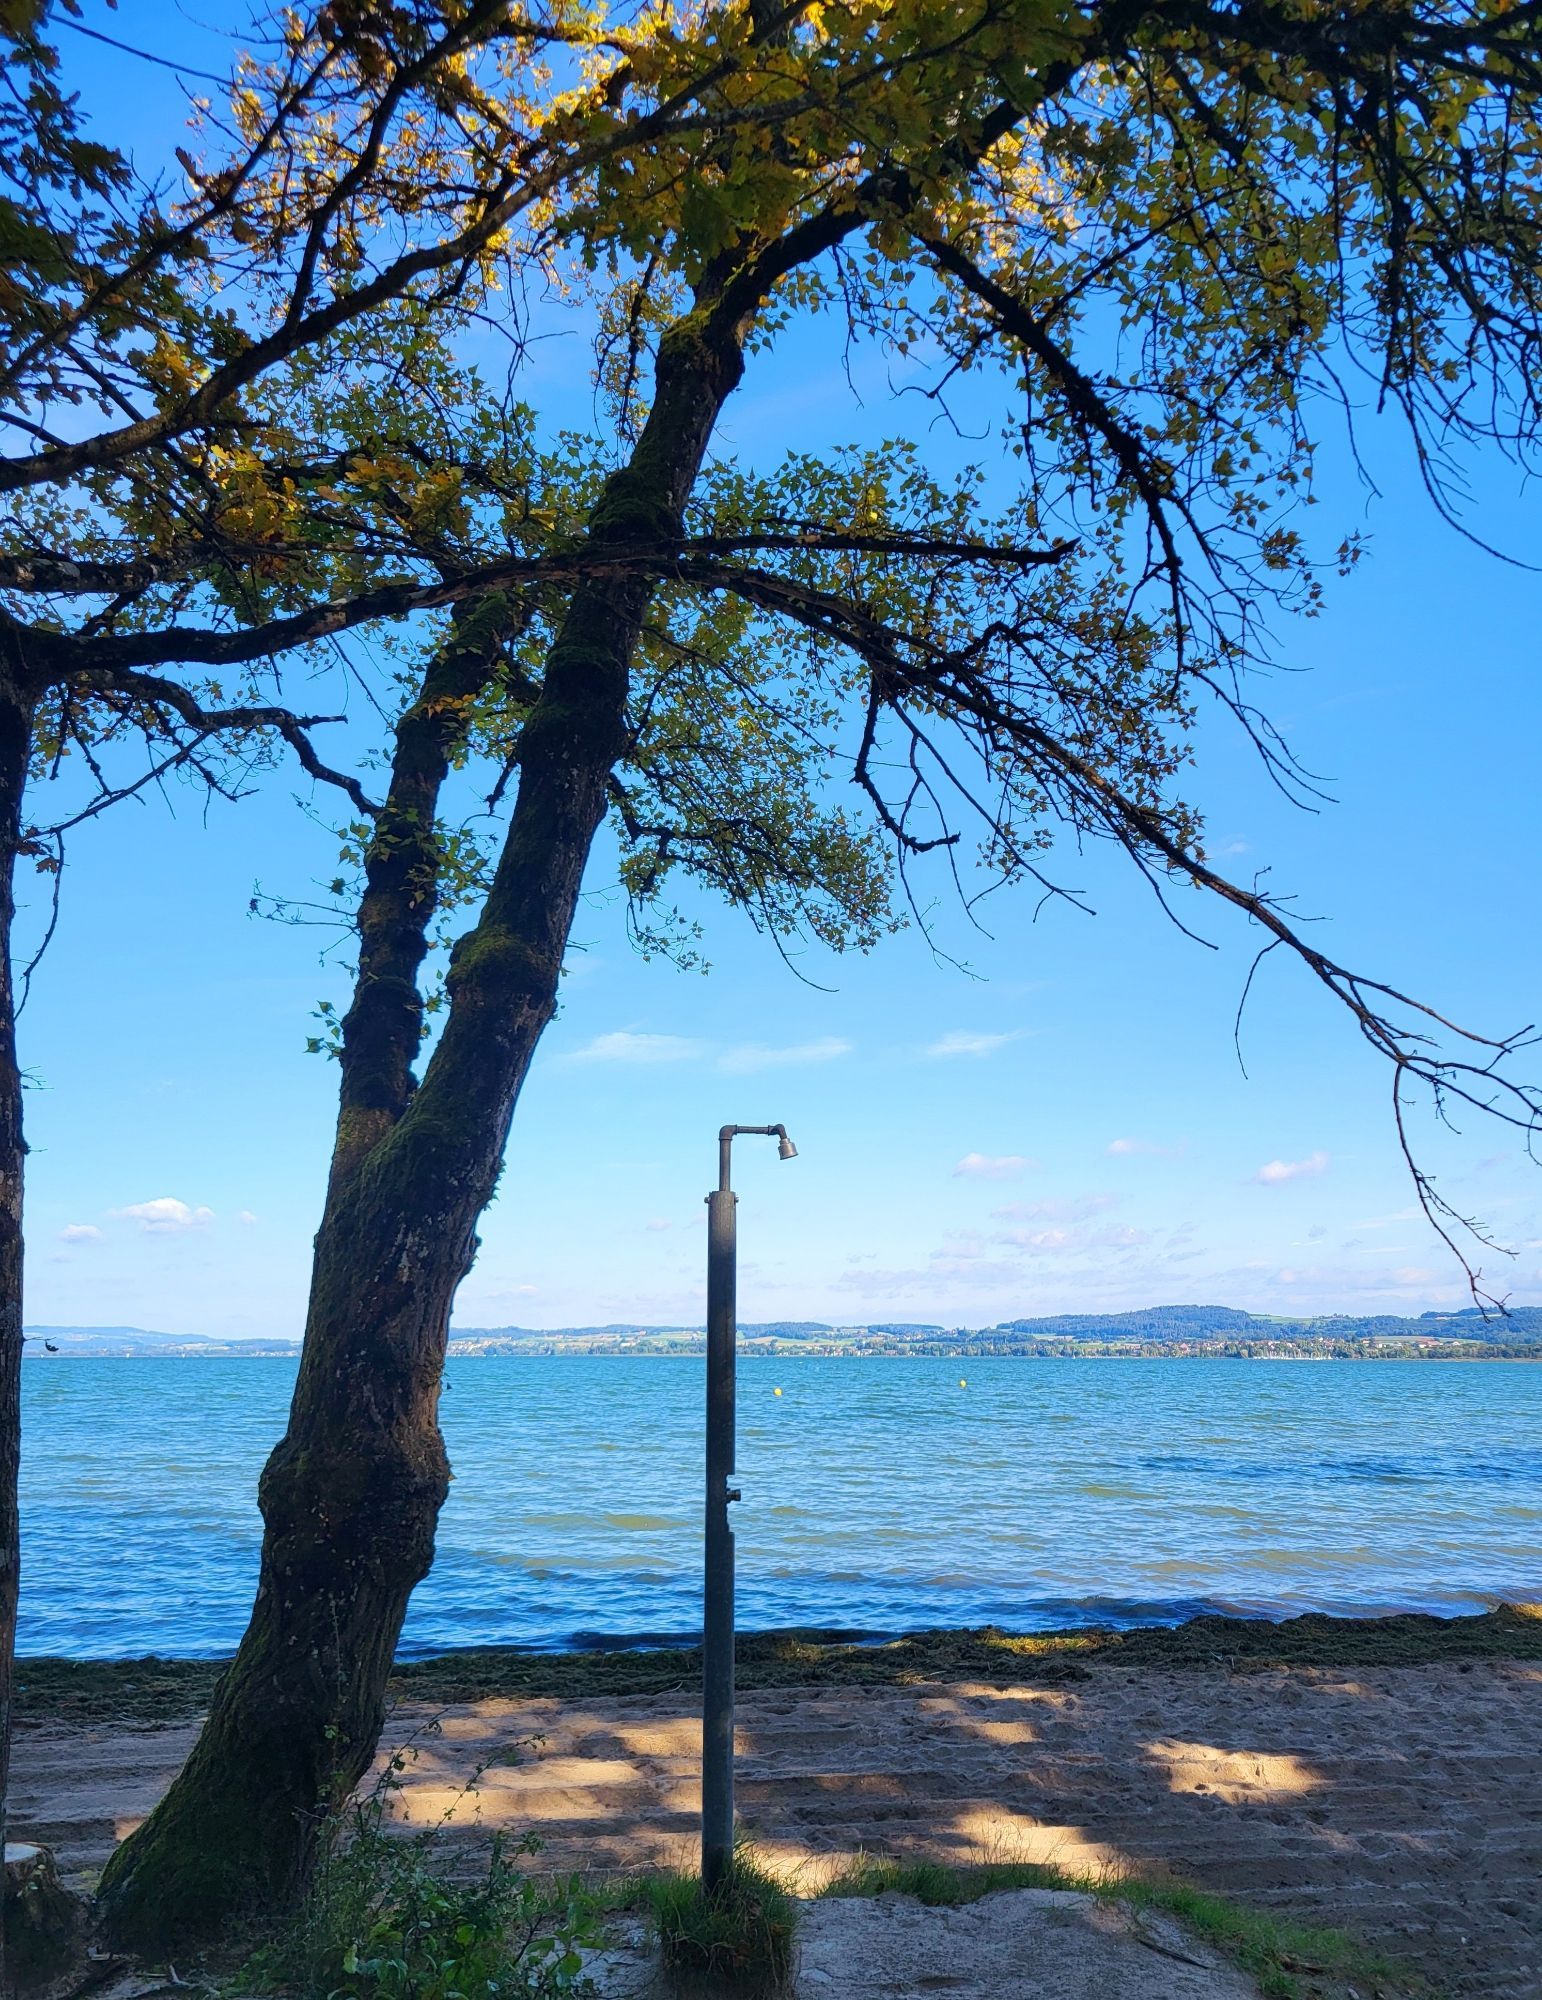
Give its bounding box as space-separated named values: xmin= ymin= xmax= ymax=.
xmin=0 ymin=651 xmax=36 ymax=1996
xmin=95 ymin=305 xmax=754 ymax=1953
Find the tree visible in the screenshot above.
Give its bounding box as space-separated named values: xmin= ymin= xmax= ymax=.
xmin=5 ymin=0 xmax=1538 ymax=1953
xmin=0 ymin=0 xmax=767 ymax=1951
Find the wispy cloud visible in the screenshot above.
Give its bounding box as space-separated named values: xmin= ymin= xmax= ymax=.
xmin=1107 ymin=1137 xmax=1179 ymax=1158
xmin=644 ymin=1217 xmax=672 ymax=1233
xmin=111 ymin=1197 xmax=214 ymax=1233
xmin=953 ymin=1152 xmax=1037 ymax=1181
xmin=564 ymin=1030 xmax=850 ymax=1072
xmin=568 ymin=1031 xmax=699 ymax=1064
xmin=1258 ymin=1255 xmax=1440 ymax=1298
xmin=1254 ymin=1151 xmax=1330 ymax=1186
xmin=996 ymin=1222 xmax=1151 ymax=1255
xmin=925 ymin=1029 xmax=1025 ymax=1059
xmin=58 ymin=1223 xmax=102 ymax=1244
xmin=993 ymin=1194 xmax=1118 ymax=1222
xmin=718 ymin=1036 xmax=851 ymax=1074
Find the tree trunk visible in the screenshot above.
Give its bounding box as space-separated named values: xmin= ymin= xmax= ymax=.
xmin=96 ymin=312 xmax=750 ymax=1953
xmin=0 ymin=659 xmax=34 ymax=1995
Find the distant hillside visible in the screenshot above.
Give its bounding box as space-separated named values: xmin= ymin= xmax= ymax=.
xmin=993 ymin=1304 xmax=1542 ymax=1344
xmin=23 ymin=1326 xmax=301 ymax=1357
xmin=995 ymin=1305 xmax=1259 ymax=1339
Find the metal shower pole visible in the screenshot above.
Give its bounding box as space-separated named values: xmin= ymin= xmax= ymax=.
xmin=702 ymin=1122 xmax=797 ymax=1892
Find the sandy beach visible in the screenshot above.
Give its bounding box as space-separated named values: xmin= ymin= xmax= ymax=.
xmin=15 ymin=1637 xmax=1540 ymax=1998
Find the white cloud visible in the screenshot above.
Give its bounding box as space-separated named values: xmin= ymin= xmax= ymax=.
xmin=1254 ymin=1151 xmax=1330 ymax=1186
xmin=717 ymin=1036 xmax=851 ymax=1075
xmin=1107 ymin=1137 xmax=1178 ymax=1158
xmin=237 ymin=1209 xmax=260 ymax=1226
xmin=569 ymin=1031 xmax=699 ymax=1064
xmin=925 ymin=1030 xmax=1024 ymax=1059
xmin=112 ymin=1197 xmax=214 ymax=1233
xmin=645 ymin=1217 xmax=673 ymax=1233
xmin=58 ymin=1223 xmax=102 ymax=1244
xmin=953 ymin=1152 xmax=1037 ymax=1181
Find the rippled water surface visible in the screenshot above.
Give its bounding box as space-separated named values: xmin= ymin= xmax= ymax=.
xmin=23 ymin=1356 xmax=1542 ymax=1657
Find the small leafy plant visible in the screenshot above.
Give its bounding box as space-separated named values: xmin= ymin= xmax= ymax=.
xmin=247 ymin=1743 xmax=599 ymax=2000
xmin=312 ymin=1830 xmax=593 ymax=2000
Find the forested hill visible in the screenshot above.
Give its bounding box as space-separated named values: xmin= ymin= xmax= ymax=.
xmin=991 ymin=1305 xmax=1542 ymax=1344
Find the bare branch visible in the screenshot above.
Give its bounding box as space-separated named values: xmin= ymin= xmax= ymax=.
xmin=64 ymin=667 xmax=378 ymax=816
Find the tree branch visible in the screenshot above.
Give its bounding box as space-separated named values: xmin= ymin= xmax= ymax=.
xmin=65 ymin=667 xmax=377 ymax=815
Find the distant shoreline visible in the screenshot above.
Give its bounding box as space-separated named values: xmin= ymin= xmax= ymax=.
xmin=27 ymin=1301 xmax=1542 ymax=1361
xmin=24 ymin=1342 xmax=1542 ymax=1361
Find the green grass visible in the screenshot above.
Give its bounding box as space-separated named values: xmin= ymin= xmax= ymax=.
xmin=644 ymin=1851 xmax=798 ymax=1992
xmin=18 ymin=1602 xmax=1542 ymax=1723
xmin=219 ymin=1826 xmax=1425 ymax=2000
xmin=816 ymin=1856 xmax=1425 ymax=2000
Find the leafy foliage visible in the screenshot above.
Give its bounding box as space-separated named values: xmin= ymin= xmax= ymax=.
xmin=247 ymin=1786 xmax=599 ymax=2000
xmin=3 ymin=0 xmax=1541 ymax=1262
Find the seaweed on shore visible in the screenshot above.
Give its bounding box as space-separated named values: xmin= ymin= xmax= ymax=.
xmin=15 ymin=1602 xmax=1541 ymax=1725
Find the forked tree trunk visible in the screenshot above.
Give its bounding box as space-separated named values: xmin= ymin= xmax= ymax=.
xmin=0 ymin=658 xmax=35 ymax=1996
xmin=96 ymin=314 xmax=749 ymax=1952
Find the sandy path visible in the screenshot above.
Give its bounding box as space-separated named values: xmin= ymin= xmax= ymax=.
xmin=15 ymin=1658 xmax=1541 ymax=1997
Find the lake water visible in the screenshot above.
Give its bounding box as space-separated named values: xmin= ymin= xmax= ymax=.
xmin=22 ymin=1356 xmax=1542 ymax=1659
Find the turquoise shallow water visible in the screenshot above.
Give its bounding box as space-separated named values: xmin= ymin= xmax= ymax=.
xmin=22 ymin=1355 xmax=1542 ymax=1658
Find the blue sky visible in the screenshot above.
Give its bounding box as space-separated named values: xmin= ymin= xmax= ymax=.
xmin=20 ymin=5 xmax=1542 ymax=1335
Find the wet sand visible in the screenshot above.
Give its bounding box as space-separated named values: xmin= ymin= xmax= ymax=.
xmin=15 ymin=1652 xmax=1540 ymax=1996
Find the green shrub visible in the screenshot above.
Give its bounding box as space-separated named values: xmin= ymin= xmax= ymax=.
xmin=247 ymin=1799 xmax=599 ymax=2000
xmin=646 ymin=1851 xmax=797 ymax=1992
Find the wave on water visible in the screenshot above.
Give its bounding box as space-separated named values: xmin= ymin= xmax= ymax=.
xmin=1141 ymin=1449 xmax=1542 ymax=1486
xmin=20 ymin=1354 xmax=1542 ymax=1659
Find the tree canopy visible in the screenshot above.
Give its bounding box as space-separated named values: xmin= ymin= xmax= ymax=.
xmin=8 ymin=0 xmax=1537 ymax=1261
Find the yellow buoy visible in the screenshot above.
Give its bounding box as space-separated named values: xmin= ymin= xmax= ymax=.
xmin=959 ymin=1378 xmax=967 ymax=1388
xmin=774 ymin=1386 xmax=783 ymax=1396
